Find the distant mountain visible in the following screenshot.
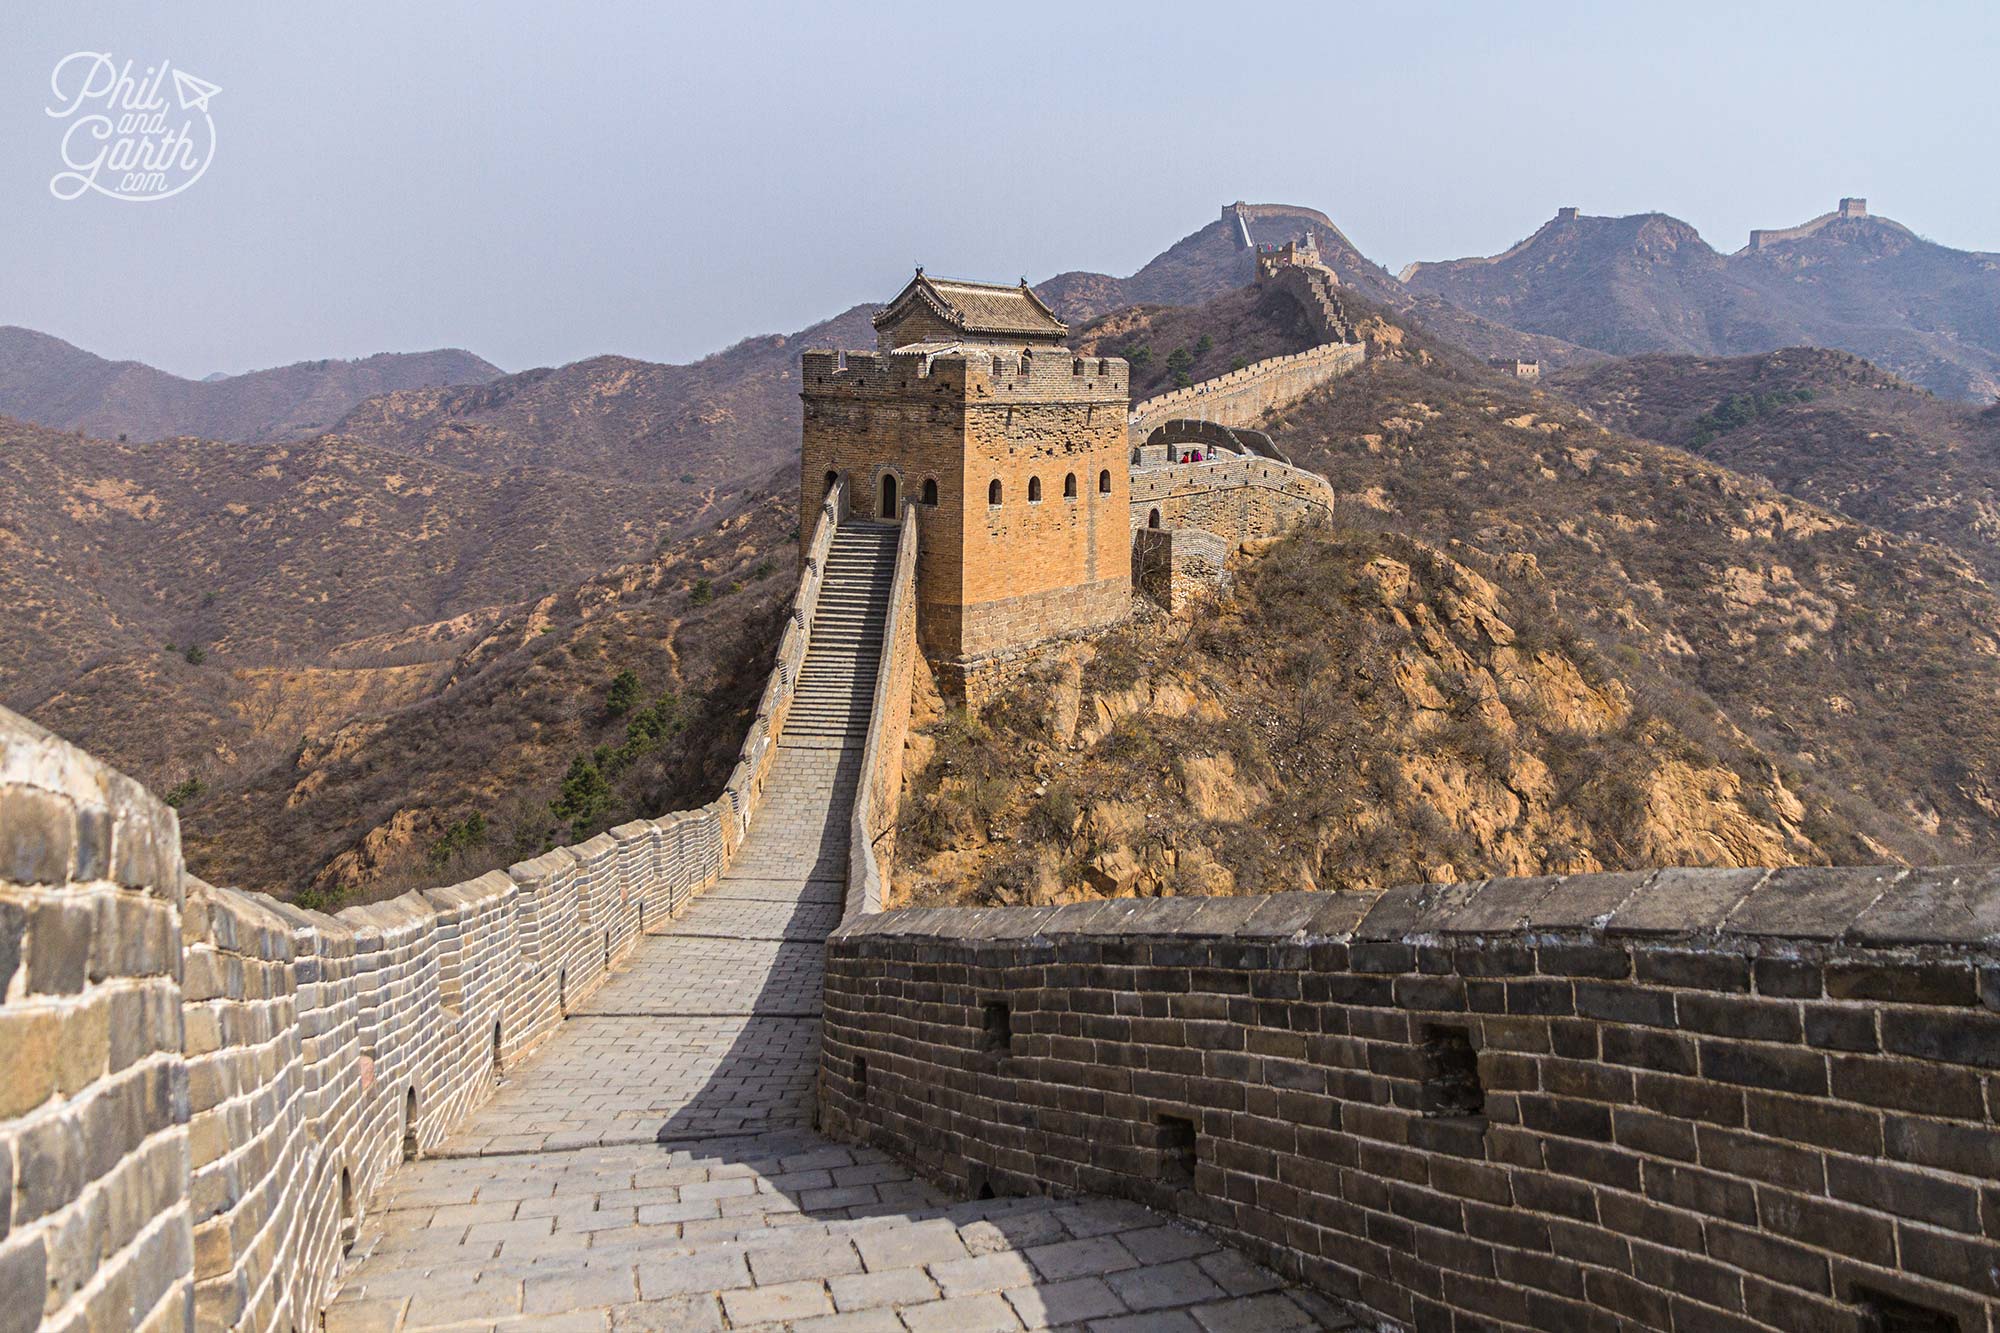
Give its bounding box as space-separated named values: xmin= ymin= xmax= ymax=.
xmin=0 ymin=326 xmax=502 ymax=442
xmin=1551 ymin=347 xmax=2000 ymax=584
xmin=328 ymin=305 xmax=878 ymax=481
xmin=1039 ymin=203 xmax=1592 ymax=370
xmin=1403 ymin=202 xmax=2000 ymax=401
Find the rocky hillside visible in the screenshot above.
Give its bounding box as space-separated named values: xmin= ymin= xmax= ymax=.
xmin=1551 ymin=348 xmax=2000 ymax=583
xmin=0 ymin=414 xmax=712 ymax=689
xmin=1281 ymin=320 xmax=2000 ymax=860
xmin=0 ymin=326 xmax=500 ymax=442
xmin=896 ymin=527 xmax=1830 ymax=907
xmin=1403 ymin=207 xmax=2000 ymax=401
xmin=329 ymin=305 xmax=877 ymax=480
xmin=178 ymin=489 xmax=797 ymax=907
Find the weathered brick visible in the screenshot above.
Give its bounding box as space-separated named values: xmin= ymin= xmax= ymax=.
xmin=0 ymin=786 xmax=75 ymax=885
xmin=1804 ymin=1006 xmax=1878 ymax=1053
xmin=1895 ymin=1222 xmax=2000 ymax=1297
xmin=1826 ymin=960 xmax=1978 ymax=1006
xmin=25 ymin=899 xmax=93 ymax=995
xmin=1698 ymin=1040 xmax=1827 ymax=1096
xmin=1637 ymin=950 xmax=1751 ymax=993
xmin=1826 ymin=1157 xmax=1983 ymax=1232
xmin=1880 ymin=1008 xmax=2000 ymax=1069
xmin=1831 ymin=1055 xmax=1986 ymax=1118
xmin=1752 ymin=958 xmax=1821 ymax=999
xmin=1574 ymin=981 xmax=1675 ymax=1027
xmin=1601 ymin=1025 xmax=1696 ymax=1075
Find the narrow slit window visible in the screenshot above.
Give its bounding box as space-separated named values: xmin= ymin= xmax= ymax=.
xmin=982 ymin=1001 xmax=1012 ymax=1053
xmin=1158 ymin=1115 xmax=1197 ymax=1187
xmin=1420 ymin=1024 xmax=1484 ymax=1118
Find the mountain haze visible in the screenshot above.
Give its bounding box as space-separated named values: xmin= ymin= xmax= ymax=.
xmin=1403 ymin=203 xmax=2000 ymax=401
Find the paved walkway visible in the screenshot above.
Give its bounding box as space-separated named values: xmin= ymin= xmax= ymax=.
xmin=326 ymin=744 xmax=1350 ymax=1331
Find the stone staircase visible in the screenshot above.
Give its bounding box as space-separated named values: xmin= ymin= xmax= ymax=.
xmin=784 ymin=522 xmax=899 ymax=748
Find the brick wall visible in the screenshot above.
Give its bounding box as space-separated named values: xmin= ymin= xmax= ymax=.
xmin=1131 ymin=455 xmax=1336 ymax=545
xmin=848 ymin=503 xmax=918 ymax=921
xmin=1132 ymin=526 xmax=1231 ymax=613
xmin=821 ymin=867 xmax=2000 ymax=1332
xmin=1130 ymin=341 xmax=1363 ymax=437
xmin=0 ymin=713 xmax=191 ymax=1333
xmin=0 ymin=482 xmax=850 ymax=1332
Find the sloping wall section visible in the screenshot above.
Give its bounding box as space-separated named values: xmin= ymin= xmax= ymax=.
xmin=1130 ymin=341 xmax=1364 ymax=437
xmin=0 ymin=482 xmax=852 ymax=1332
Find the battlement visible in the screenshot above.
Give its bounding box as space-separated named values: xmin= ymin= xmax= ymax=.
xmin=801 ymin=346 xmax=1127 ymax=402
xmin=1130 ymin=340 xmax=1364 ymax=435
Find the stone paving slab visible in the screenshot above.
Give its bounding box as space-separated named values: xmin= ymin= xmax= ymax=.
xmin=704 ymin=876 xmax=849 ymax=906
xmin=335 ymin=1136 xmax=1349 ymax=1331
xmin=574 ymin=935 xmax=825 ymax=1016
xmin=672 ymin=897 xmax=847 ymax=941
xmin=327 ymin=740 xmax=1349 ymax=1330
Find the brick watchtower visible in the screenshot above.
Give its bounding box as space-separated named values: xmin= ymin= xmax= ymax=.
xmin=800 ymin=270 xmax=1131 ymax=680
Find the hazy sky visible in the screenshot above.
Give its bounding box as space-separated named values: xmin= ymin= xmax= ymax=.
xmin=5 ymin=0 xmax=1996 ymax=379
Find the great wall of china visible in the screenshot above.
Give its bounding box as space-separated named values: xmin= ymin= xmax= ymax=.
xmin=5 ymin=253 xmax=1998 ymax=1333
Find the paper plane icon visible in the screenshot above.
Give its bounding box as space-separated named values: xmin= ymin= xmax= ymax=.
xmin=172 ymin=69 xmax=220 ymax=112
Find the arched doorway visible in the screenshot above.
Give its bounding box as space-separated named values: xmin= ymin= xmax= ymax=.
xmin=880 ymin=473 xmax=898 ymax=520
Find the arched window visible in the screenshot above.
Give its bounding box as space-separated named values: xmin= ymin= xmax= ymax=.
xmin=823 ymin=469 xmax=838 ymax=497
xmin=880 ymin=473 xmax=898 ymax=520
xmin=1028 ymin=476 xmax=1043 ymax=502
xmin=922 ymin=478 xmax=938 ymax=505
xmin=1148 ymin=509 xmax=1162 ymax=529
xmin=988 ymin=479 xmax=1002 ymax=506
xmin=1063 ymin=473 xmax=1077 ymax=498
xmin=1098 ymin=469 xmax=1112 ymax=494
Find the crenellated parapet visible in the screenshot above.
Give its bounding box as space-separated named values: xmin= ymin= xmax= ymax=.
xmin=1129 ymin=341 xmax=1364 ymax=437
xmin=800 ymin=346 xmax=1127 ymax=405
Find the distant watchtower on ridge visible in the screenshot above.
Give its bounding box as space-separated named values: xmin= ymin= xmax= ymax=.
xmin=800 ymin=270 xmax=1131 ymax=685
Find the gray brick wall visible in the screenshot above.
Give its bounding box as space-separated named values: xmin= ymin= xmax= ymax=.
xmin=821 ymin=868 xmax=2000 ymax=1332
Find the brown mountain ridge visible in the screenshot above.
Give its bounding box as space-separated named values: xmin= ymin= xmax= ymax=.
xmin=1403 ymin=203 xmax=2000 ymax=401
xmin=0 ymin=325 xmax=501 ymax=442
